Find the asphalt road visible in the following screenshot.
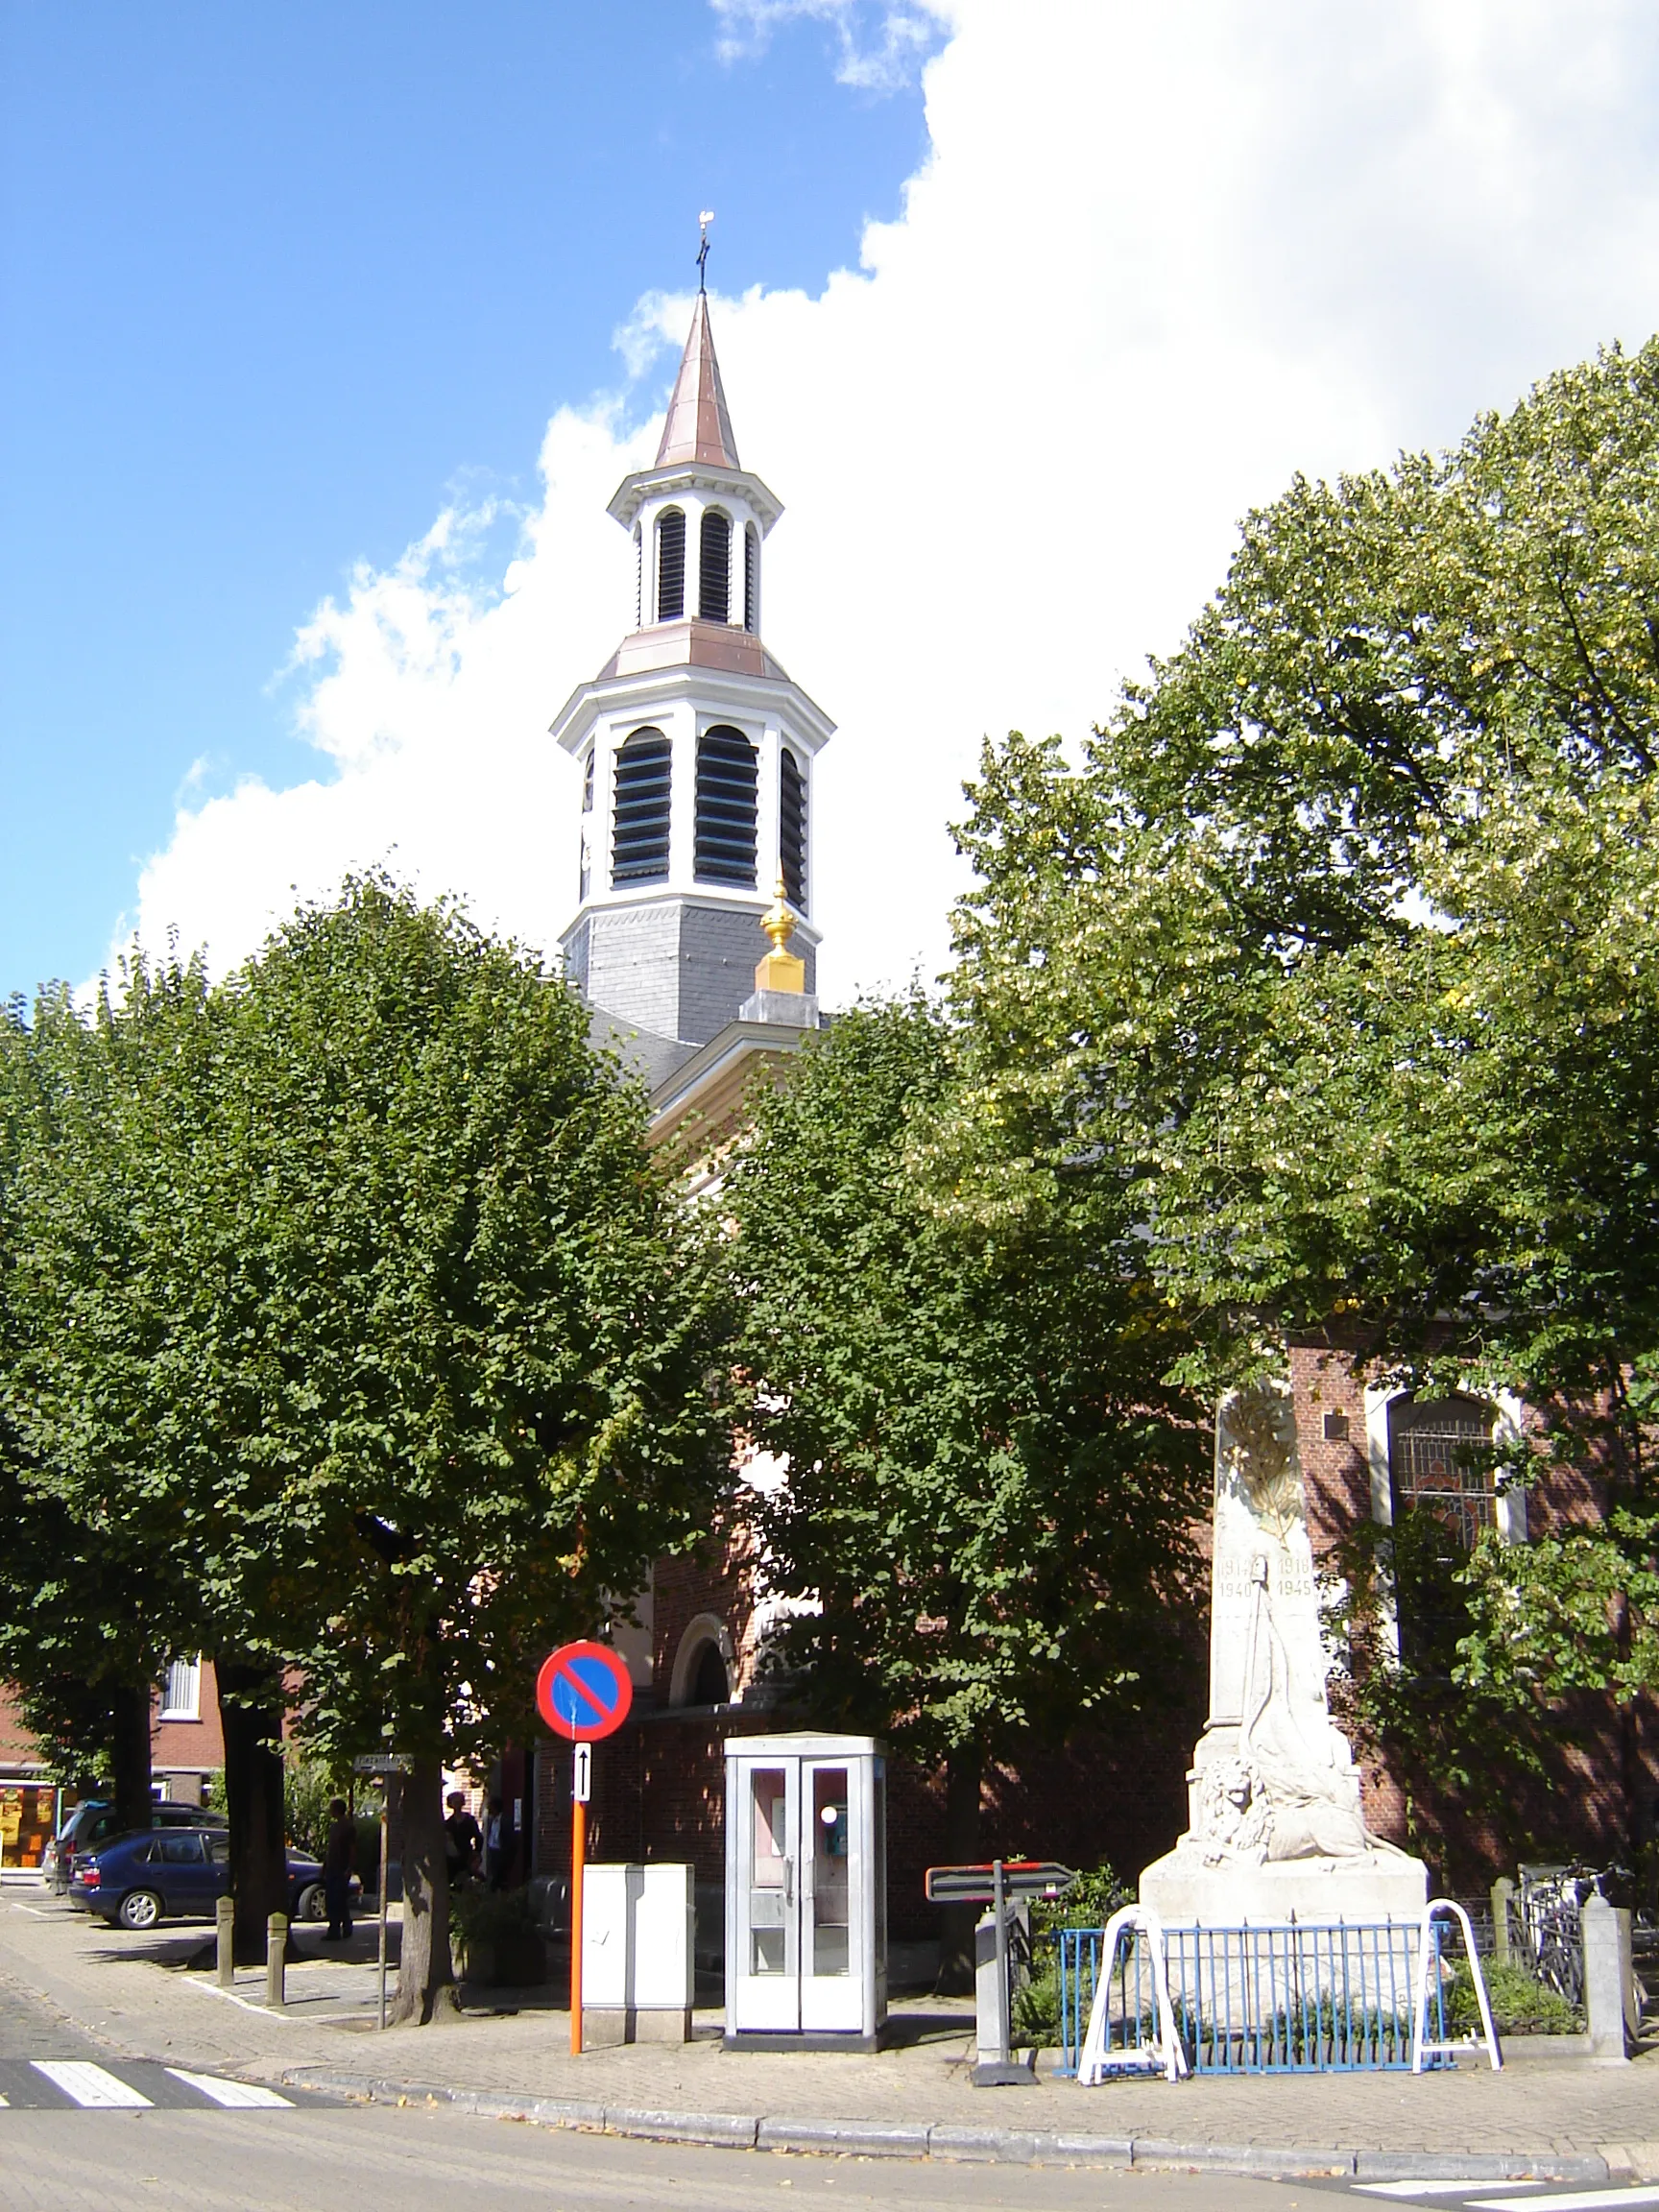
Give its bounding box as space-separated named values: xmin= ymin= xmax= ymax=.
xmin=1 ymin=1941 xmax=1649 ymax=2212
xmin=0 ymin=1969 xmax=1307 ymax=2209
xmin=0 ymin=2097 xmax=1330 ymax=2211
xmin=0 ymin=1955 xmax=103 ymax=2061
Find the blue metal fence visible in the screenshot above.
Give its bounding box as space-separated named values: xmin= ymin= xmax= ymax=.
xmin=1052 ymin=1919 xmax=1449 ymax=2077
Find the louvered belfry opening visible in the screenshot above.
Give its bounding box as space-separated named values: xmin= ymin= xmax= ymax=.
xmin=780 ymin=747 xmax=807 ymax=909
xmin=656 ymin=510 xmax=685 ymax=621
xmin=699 ymin=509 xmax=732 ymax=624
xmin=744 ymin=524 xmax=759 ymax=634
xmin=694 ymin=725 xmax=758 ymax=887
xmin=612 ymin=728 xmax=673 ymax=885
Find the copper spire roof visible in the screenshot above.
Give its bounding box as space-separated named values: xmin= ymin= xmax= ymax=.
xmin=654 ymin=294 xmax=739 ymax=469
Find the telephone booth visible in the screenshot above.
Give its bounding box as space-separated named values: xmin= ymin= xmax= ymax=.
xmin=724 ymin=1732 xmax=887 ymax=2050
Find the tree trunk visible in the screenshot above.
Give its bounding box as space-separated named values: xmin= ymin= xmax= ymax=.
xmin=108 ymin=1681 xmax=154 ymax=1839
xmin=390 ymin=1753 xmax=458 ymax=2026
xmin=936 ymin=1736 xmax=984 ymax=1995
xmin=217 ymin=1661 xmax=289 ymax=1965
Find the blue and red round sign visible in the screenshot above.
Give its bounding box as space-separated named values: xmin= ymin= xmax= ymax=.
xmin=536 ymin=1640 xmax=634 ymax=1743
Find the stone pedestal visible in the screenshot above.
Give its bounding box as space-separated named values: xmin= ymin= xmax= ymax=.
xmin=1142 ymin=1835 xmax=1428 ymax=1925
xmin=1582 ymin=1893 xmax=1635 ymax=2061
xmin=1140 ymin=1382 xmax=1429 ymax=1925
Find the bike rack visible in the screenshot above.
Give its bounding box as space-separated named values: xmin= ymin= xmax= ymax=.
xmin=1411 ymin=1897 xmax=1503 ymax=2073
xmin=1077 ymin=1904 xmax=1189 ymax=2083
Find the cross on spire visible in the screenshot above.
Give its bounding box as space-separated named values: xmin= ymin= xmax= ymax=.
xmin=696 ymin=209 xmax=714 ymax=294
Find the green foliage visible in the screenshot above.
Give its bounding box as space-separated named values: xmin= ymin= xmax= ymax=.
xmin=1447 ymin=1959 xmax=1581 ymax=2036
xmin=0 ymin=989 xmax=179 ymax=1788
xmin=1028 ymin=1862 xmax=1131 ymax=1937
xmin=943 ymin=338 xmax=1659 ymax=1781
xmin=1015 ymin=1867 xmax=1133 ymax=2048
xmin=283 ymin=1754 xmax=349 ymax=1858
xmin=723 ymin=997 xmax=1208 ymax=1768
xmin=1318 ymin=1509 xmax=1553 ymax=1840
xmin=1011 ymin=1958 xmax=1061 ymax=2048
xmin=449 ymin=1879 xmax=540 ymax=1971
xmin=5 ymin=878 xmax=727 ymax=1774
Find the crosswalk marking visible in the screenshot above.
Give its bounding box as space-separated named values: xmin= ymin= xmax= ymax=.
xmin=164 ymin=2067 xmax=292 ymax=2108
xmin=1470 ymin=2192 xmax=1659 ymax=2212
xmin=1358 ymin=2189 xmax=1543 ymax=2200
xmin=30 ymin=2060 xmax=152 ymax=2109
xmin=1358 ymin=2188 xmax=1544 ymax=2200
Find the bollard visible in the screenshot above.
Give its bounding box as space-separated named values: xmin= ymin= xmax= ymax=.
xmin=265 ymin=1911 xmax=287 ymax=2012
xmin=1582 ymin=1893 xmax=1633 ymax=2060
xmin=1491 ymin=1876 xmax=1514 ymax=1965
xmin=216 ymin=1896 xmax=235 ymax=1988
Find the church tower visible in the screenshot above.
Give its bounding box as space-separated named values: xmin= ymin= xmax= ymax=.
xmin=552 ymin=280 xmax=832 ymax=1085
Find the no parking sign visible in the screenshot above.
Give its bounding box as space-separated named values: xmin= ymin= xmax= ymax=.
xmin=537 ymin=1639 xmax=634 ymax=2056
xmin=536 ymin=1640 xmax=633 ymax=1743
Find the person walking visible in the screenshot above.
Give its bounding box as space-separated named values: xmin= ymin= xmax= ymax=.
xmin=445 ymin=1791 xmax=483 ymax=1887
xmin=322 ymin=1797 xmax=355 ymax=1942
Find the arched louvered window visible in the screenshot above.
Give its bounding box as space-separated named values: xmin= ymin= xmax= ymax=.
xmin=699 ymin=508 xmax=731 ymax=624
xmin=744 ymin=523 xmax=759 ymax=634
xmin=633 ymin=523 xmax=642 ymax=630
xmin=612 ymin=728 xmax=672 ymax=885
xmin=694 ymin=725 xmax=757 ymax=887
xmin=656 ymin=510 xmax=685 ymax=621
xmin=581 ymin=749 xmax=593 ymax=813
xmin=780 ymin=748 xmax=807 ymax=910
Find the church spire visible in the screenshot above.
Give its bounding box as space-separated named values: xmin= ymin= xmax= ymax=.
xmin=655 ymin=292 xmax=739 ymax=469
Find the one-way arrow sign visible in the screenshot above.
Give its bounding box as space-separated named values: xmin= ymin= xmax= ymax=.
xmin=924 ymin=1860 xmax=1076 ymax=1906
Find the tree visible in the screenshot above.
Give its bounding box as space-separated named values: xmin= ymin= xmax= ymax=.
xmin=722 ymin=998 xmax=1208 ymax=1984
xmin=0 ymin=990 xmax=180 ymax=1837
xmin=943 ymin=337 xmax=1659 ymax=1855
xmin=10 ymin=879 xmax=726 ymax=2017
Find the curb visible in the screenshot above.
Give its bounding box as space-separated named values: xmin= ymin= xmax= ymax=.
xmin=280 ymin=2070 xmax=1611 ymax=2184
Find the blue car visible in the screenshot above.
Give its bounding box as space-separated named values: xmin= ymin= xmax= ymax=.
xmin=70 ymin=1826 xmax=345 ymax=1932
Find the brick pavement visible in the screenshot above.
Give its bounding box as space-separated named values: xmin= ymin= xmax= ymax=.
xmin=4 ymin=1885 xmax=1656 ymax=2179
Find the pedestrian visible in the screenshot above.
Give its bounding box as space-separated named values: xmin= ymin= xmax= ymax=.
xmin=484 ymin=1795 xmax=510 ymax=1890
xmin=445 ymin=1791 xmax=483 ymax=1887
xmin=322 ymin=1796 xmax=354 ymax=1941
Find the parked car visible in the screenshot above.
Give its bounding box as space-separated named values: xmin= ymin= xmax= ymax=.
xmin=69 ymin=1827 xmax=358 ymax=1932
xmin=45 ymin=1799 xmax=228 ymax=1890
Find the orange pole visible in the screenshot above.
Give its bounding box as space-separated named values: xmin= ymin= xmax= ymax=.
xmin=570 ymin=1783 xmax=586 ymax=2056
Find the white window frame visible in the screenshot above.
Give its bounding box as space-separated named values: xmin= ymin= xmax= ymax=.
xmin=159 ymin=1656 xmax=202 ymax=1721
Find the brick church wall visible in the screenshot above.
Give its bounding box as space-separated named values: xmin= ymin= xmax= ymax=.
xmin=532 ymin=1351 xmax=1656 ymax=1931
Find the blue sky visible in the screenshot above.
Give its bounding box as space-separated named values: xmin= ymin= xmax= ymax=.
xmin=8 ymin=4 xmax=1659 ymax=1009
xmin=0 ymin=1 xmax=934 ymax=998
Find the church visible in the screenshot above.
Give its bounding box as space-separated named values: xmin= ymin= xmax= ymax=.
xmin=518 ymin=283 xmax=1653 ymax=1951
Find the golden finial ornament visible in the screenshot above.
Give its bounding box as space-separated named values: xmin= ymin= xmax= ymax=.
xmin=754 ymin=874 xmax=806 ymax=996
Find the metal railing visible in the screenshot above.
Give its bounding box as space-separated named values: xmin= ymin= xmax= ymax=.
xmin=1053 ymin=1918 xmax=1449 ymax=2077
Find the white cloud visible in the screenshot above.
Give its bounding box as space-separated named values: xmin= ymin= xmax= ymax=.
xmin=709 ymin=0 xmax=952 ymax=91
xmin=129 ymin=0 xmax=1659 ymax=1007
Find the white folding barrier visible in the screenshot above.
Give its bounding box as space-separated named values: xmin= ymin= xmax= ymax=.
xmin=1077 ymin=1905 xmax=1189 ymax=2084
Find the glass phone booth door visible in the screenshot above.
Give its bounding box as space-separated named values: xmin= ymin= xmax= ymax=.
xmin=725 ymin=1733 xmax=886 ymax=2047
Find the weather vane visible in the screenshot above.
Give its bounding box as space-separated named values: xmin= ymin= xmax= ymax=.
xmin=697 ymin=210 xmax=714 ymax=293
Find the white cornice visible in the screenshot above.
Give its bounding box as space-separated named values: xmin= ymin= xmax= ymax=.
xmin=551 ymin=657 xmax=836 ymax=756
xmin=559 ymin=891 xmax=823 ymax=952
xmin=608 ymin=462 xmax=783 ymax=534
